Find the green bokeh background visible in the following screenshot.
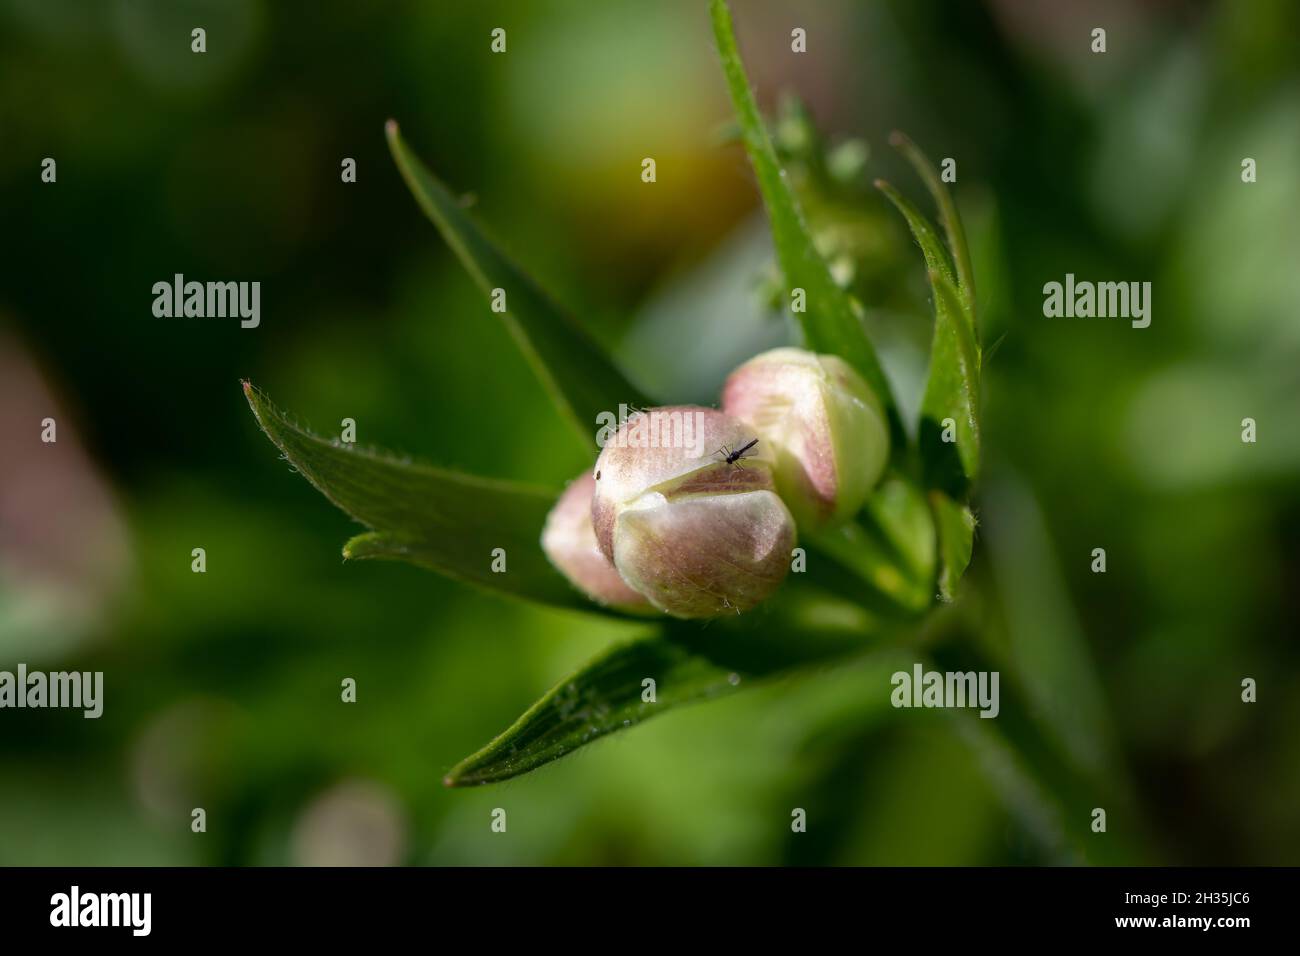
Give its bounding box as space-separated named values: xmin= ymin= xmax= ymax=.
xmin=1 ymin=0 xmax=1297 ymax=865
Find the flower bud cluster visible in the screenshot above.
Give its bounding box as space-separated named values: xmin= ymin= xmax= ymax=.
xmin=542 ymin=348 xmax=889 ymax=619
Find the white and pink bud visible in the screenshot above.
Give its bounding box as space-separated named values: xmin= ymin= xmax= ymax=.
xmin=722 ymin=347 xmax=889 ymax=532
xmin=541 ymin=471 xmax=650 ymax=611
xmin=590 ymin=406 xmax=796 ymax=619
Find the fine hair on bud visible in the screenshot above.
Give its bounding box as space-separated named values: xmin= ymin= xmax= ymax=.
xmin=723 ymin=347 xmax=888 ymax=532
xmin=590 ymin=406 xmax=796 ymax=618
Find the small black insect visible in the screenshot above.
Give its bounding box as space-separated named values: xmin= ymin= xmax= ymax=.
xmin=717 ymin=438 xmax=759 ymax=468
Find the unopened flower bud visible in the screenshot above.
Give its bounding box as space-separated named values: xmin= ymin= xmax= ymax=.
xmin=591 ymin=406 xmax=796 ymax=619
xmin=722 ymin=347 xmax=888 ymax=532
xmin=541 ymin=471 xmax=650 ymax=611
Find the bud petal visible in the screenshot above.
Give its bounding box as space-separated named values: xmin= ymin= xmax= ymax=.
xmin=722 ymin=347 xmax=888 ymax=531
xmin=591 ymin=406 xmax=796 ymax=618
xmin=541 ymin=471 xmax=650 ymax=610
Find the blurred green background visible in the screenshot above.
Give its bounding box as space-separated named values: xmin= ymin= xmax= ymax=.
xmin=1 ymin=0 xmax=1297 ymax=865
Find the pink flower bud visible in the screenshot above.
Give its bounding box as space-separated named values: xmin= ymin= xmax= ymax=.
xmin=541 ymin=471 xmax=650 ymax=611
xmin=591 ymin=406 xmax=796 ymax=619
xmin=722 ymin=347 xmax=888 ymax=532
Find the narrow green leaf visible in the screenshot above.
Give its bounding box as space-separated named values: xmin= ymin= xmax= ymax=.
xmin=924 ymin=271 xmax=981 ymax=490
xmin=876 ymin=181 xmax=981 ymax=493
xmin=243 ymin=382 xmax=600 ymax=612
xmin=942 ymin=657 xmax=1146 ymax=864
xmin=444 ymin=636 xmax=737 ymax=787
xmin=874 ymin=179 xmax=957 ymax=287
xmin=709 ymin=0 xmax=900 ymax=439
xmin=981 ymin=475 xmax=1128 ymax=791
xmin=889 ymin=131 xmax=976 ymax=325
xmin=385 ymin=120 xmax=649 ymax=452
xmin=947 ymin=711 xmax=1082 ymax=863
xmin=446 ymin=600 xmax=894 ymax=786
xmin=930 ymin=490 xmax=975 ymax=602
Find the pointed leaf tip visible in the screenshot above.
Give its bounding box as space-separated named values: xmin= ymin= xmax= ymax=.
xmin=875 ymin=181 xmax=980 ymax=495
xmin=888 ymin=131 xmax=976 ymax=320
xmin=385 ymin=124 xmax=650 ymax=454
xmin=243 ymin=383 xmax=614 ymax=613
xmin=446 ymin=608 xmax=897 ymax=786
xmin=710 ymin=0 xmax=900 ymax=444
